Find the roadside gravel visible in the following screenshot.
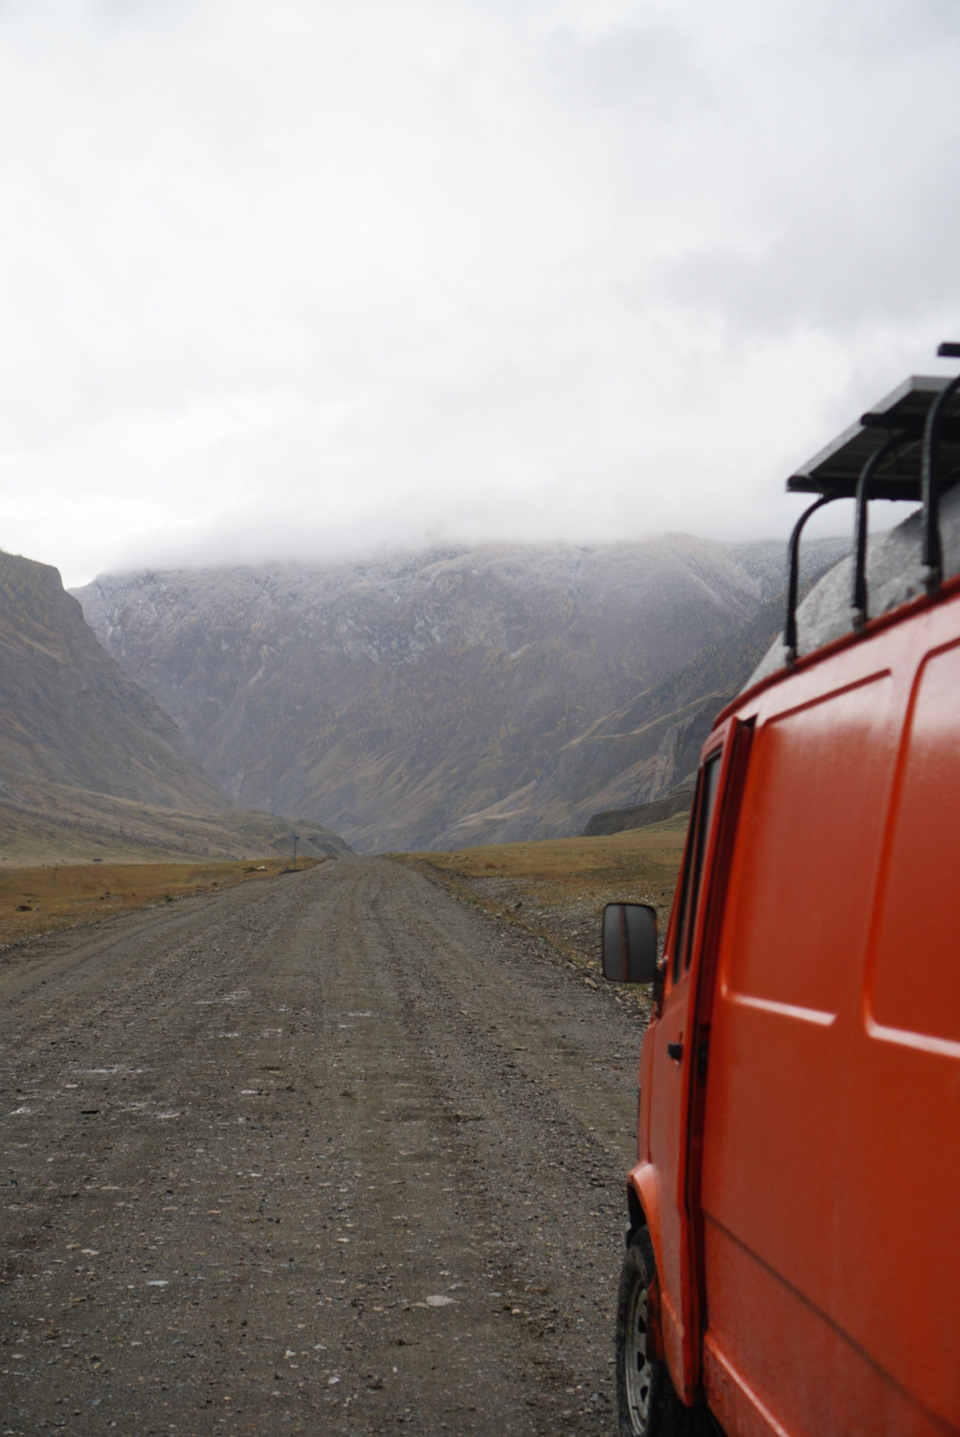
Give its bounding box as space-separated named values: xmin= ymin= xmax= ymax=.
xmin=0 ymin=857 xmax=647 ymax=1435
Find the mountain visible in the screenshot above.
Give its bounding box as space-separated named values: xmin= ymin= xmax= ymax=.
xmin=582 ymin=784 xmax=696 ymax=838
xmin=0 ymin=550 xmax=348 ymax=863
xmin=576 ymin=579 xmax=819 ymax=837
xmin=74 ymin=537 xmax=845 ymax=853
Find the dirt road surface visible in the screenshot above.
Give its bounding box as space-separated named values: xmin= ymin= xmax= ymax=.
xmin=0 ymin=858 xmax=646 ymax=1435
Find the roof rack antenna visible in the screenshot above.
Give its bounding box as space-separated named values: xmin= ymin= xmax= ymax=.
xmin=922 ymin=342 xmax=960 ymax=592
xmin=784 ymin=493 xmax=840 ymax=664
xmin=852 ymin=431 xmax=916 ymax=629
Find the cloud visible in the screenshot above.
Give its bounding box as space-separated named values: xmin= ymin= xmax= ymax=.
xmin=0 ymin=0 xmax=958 ymax=585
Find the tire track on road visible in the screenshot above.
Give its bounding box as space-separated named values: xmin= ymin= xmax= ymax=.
xmin=1 ymin=857 xmax=645 ymax=1434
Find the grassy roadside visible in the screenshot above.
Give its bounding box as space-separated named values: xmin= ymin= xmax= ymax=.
xmin=394 ymin=815 xmax=688 ymax=1009
xmin=0 ymin=857 xmax=323 ymax=947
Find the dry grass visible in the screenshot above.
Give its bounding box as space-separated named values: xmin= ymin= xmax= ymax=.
xmin=0 ymin=857 xmax=322 ymax=947
xmin=396 ymin=815 xmax=688 ymax=997
xmin=0 ymin=782 xmax=344 ymax=868
xmin=406 ymin=814 xmax=688 ymax=899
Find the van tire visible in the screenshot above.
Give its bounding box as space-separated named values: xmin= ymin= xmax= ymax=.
xmin=616 ymin=1227 xmax=705 ymax=1436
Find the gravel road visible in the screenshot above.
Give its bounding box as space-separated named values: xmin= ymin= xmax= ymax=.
xmin=0 ymin=857 xmax=646 ymax=1436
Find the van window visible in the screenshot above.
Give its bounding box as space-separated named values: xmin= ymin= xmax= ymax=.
xmin=672 ymin=751 xmax=721 ymax=982
xmin=684 ymin=752 xmax=721 ymax=972
xmin=671 ymin=806 xmax=696 ymax=983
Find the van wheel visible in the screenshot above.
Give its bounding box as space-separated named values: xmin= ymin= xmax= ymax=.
xmin=616 ymin=1228 xmax=704 ymax=1436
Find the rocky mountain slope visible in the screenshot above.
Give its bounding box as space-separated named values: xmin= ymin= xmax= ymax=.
xmin=456 ymin=558 xmax=848 ymax=845
xmin=0 ymin=550 xmax=347 ymax=863
xmin=579 ymin=582 xmax=813 ymax=836
xmin=75 ymin=538 xmax=844 ymax=852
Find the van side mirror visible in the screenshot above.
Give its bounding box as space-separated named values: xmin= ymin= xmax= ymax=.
xmin=602 ymin=903 xmax=658 ymax=985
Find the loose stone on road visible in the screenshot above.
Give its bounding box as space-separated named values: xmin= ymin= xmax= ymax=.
xmin=0 ymin=857 xmax=644 ymax=1434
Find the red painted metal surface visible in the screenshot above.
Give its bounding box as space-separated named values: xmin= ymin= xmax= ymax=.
xmin=633 ymin=584 xmax=960 ymax=1434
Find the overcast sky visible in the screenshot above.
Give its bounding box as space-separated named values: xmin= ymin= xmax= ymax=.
xmin=1 ymin=0 xmax=959 ymax=586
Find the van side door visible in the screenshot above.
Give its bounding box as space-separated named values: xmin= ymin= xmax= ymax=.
xmin=699 ymin=667 xmax=901 ymax=1436
xmin=647 ymin=717 xmax=753 ymax=1401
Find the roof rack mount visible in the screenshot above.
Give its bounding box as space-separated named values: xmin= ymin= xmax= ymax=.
xmin=783 ymin=346 xmax=960 ymax=665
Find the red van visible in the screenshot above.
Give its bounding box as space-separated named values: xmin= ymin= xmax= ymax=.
xmin=602 ymin=346 xmax=960 ymax=1437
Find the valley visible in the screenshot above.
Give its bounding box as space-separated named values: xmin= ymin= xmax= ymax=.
xmin=401 ymin=817 xmax=687 ymax=1006
xmin=74 ymin=537 xmax=844 ymax=852
xmin=0 ymin=532 xmax=845 ymax=1434
xmin=0 ymin=858 xmax=320 ymax=947
xmin=0 ymin=854 xmax=674 ymax=1435
xmin=0 ymin=551 xmax=346 ymax=865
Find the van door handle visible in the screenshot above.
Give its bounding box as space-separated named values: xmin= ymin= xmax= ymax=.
xmin=667 ymin=1042 xmax=683 ymax=1062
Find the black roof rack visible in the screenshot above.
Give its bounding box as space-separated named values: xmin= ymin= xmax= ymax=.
xmin=783 ymin=346 xmax=960 ymax=662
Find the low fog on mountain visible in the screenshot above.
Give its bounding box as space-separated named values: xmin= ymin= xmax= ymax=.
xmin=1 ymin=1 xmax=958 ymax=856
xmin=74 ymin=538 xmax=845 ymax=852
xmin=1 ymin=0 xmax=958 ymax=856
xmin=1 ymin=0 xmax=959 ymax=587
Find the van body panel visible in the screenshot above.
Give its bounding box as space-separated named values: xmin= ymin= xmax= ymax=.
xmin=696 ymin=589 xmax=960 ymax=1433
xmin=626 ymin=1160 xmax=664 ymax=1357
xmin=637 ymin=1017 xmax=656 ymax=1163
xmin=638 ymin=719 xmax=753 ymax=1399
xmin=627 ymin=1161 xmax=661 ymax=1252
xmin=646 ymin=897 xmax=698 ymax=1387
xmin=702 ymin=1236 xmax=955 ymax=1437
xmin=834 ymin=633 xmax=960 ymax=1426
xmin=616 ymin=382 xmax=960 ymax=1436
xmin=702 ymin=1333 xmax=793 ymax=1437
